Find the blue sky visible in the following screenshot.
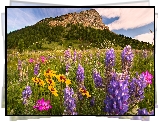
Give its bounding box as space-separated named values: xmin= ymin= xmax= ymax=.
xmin=7 ymin=8 xmax=155 ymax=43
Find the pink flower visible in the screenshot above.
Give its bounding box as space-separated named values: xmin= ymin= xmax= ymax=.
xmin=142 ymin=71 xmax=153 ymax=84
xmin=29 ymin=58 xmax=34 ymax=63
xmin=40 ymin=56 xmax=47 ymax=63
xmin=41 ymin=101 xmax=52 ymax=111
xmin=38 ymin=106 xmax=44 ymax=111
xmin=33 ymin=98 xmax=52 ymax=111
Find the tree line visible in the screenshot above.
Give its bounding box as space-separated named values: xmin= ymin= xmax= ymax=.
xmin=7 ymin=22 xmax=154 ymax=51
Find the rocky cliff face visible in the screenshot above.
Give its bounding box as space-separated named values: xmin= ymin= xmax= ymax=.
xmin=38 ymin=9 xmax=109 ymax=30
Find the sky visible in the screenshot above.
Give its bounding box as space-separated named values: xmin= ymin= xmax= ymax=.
xmin=7 ymin=6 xmax=155 ymax=44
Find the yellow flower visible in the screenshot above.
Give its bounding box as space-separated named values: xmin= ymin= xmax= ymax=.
xmin=32 ymin=77 xmax=39 ymax=84
xmin=55 ymin=74 xmax=66 ymax=83
xmin=55 ymin=74 xmax=71 ymax=86
xmin=48 ymin=85 xmax=58 ymax=96
xmin=79 ymin=88 xmax=91 ymax=98
xmin=86 ymin=92 xmax=91 ymax=98
xmin=38 ymin=79 xmax=45 ymax=87
xmin=46 ymin=78 xmax=55 ymax=86
xmin=49 ymin=71 xmax=56 ymax=78
xmin=44 ymin=69 xmax=57 ymax=78
xmin=44 ymin=71 xmax=49 ymax=77
xmin=32 ymin=77 xmax=46 ymax=87
xmin=65 ymin=79 xmax=71 ymax=86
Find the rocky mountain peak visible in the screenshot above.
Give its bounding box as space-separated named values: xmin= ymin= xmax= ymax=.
xmin=38 ymin=9 xmax=109 ymax=30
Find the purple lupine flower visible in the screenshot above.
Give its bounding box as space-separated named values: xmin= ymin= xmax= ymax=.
xmin=77 ymin=51 xmax=82 ymax=61
xmin=121 ymin=45 xmax=133 ymax=62
xmin=105 ymin=48 xmax=115 ymax=91
xmin=104 ymin=73 xmax=130 ymax=115
xmin=90 ymin=97 xmax=95 ymax=106
xmin=129 ymin=78 xmax=146 ymax=104
xmin=121 ymin=45 xmax=134 ymax=76
xmin=64 ymin=86 xmax=74 ymax=98
xmin=22 ymin=86 xmax=32 ymax=99
xmin=64 ymin=87 xmax=77 ymax=115
xmin=64 ymin=49 xmax=71 ymax=60
xmin=73 ymin=50 xmax=77 ymax=62
xmin=137 ymin=108 xmax=148 ymax=115
xmin=66 ymin=63 xmax=70 ymax=73
xmin=93 ymin=69 xmax=103 ymax=88
xmin=129 ymin=72 xmax=148 ymax=104
xmin=34 ymin=63 xmax=40 ymax=76
xmin=18 ymin=60 xmax=22 ymax=70
xmin=33 ymin=98 xmax=52 ymax=111
xmin=78 ymin=92 xmax=84 ymax=100
xmin=105 ymin=48 xmax=115 ymax=67
xmin=137 ymin=108 xmax=154 ymax=116
xmin=76 ymin=64 xmax=85 ymax=83
xmin=22 ymin=86 xmax=32 ymax=104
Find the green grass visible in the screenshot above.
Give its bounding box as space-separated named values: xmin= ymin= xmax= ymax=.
xmin=7 ymin=48 xmax=154 ymax=115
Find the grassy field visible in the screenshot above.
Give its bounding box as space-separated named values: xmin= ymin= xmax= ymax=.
xmin=6 ymin=47 xmax=154 ymax=115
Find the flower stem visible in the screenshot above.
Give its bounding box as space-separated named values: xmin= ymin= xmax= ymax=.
xmin=50 ymin=92 xmax=52 ymax=115
xmin=34 ymin=83 xmax=36 ymax=103
xmin=60 ymin=82 xmax=62 ymax=114
xmin=79 ymin=99 xmax=82 ymax=115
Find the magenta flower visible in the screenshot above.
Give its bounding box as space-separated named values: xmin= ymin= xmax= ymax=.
xmin=142 ymin=71 xmax=153 ymax=84
xmin=29 ymin=58 xmax=34 ymax=63
xmin=40 ymin=56 xmax=47 ymax=63
xmin=33 ymin=98 xmax=52 ymax=111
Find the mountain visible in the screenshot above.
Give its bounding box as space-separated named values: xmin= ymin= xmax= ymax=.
xmin=7 ymin=9 xmax=153 ymax=51
xmin=36 ymin=9 xmax=109 ymax=30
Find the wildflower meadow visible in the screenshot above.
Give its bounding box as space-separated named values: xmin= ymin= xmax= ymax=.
xmin=7 ymin=45 xmax=154 ymax=115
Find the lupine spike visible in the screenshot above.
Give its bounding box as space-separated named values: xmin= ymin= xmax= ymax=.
xmin=22 ymin=86 xmax=32 ymax=104
xmin=137 ymin=108 xmax=149 ymax=115
xmin=34 ymin=63 xmax=40 ymax=76
xmin=64 ymin=48 xmax=71 ymax=61
xmin=105 ymin=48 xmax=115 ymax=92
xmin=93 ymin=69 xmax=103 ymax=88
xmin=90 ymin=97 xmax=95 ymax=107
xmin=105 ymin=48 xmax=115 ymax=67
xmin=121 ymin=45 xmax=134 ymax=76
xmin=104 ymin=73 xmax=130 ymax=115
xmin=66 ymin=63 xmax=70 ymax=73
xmin=76 ymin=64 xmax=85 ymax=83
xmin=73 ymin=50 xmax=77 ymax=62
xmin=18 ymin=60 xmax=22 ymax=71
xmin=63 ymin=86 xmax=77 ymax=115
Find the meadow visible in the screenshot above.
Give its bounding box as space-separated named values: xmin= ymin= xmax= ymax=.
xmin=7 ymin=46 xmax=154 ymax=115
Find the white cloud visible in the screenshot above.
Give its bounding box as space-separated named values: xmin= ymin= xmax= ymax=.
xmin=133 ymin=32 xmax=154 ymax=44
xmin=95 ymin=8 xmax=154 ymax=30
